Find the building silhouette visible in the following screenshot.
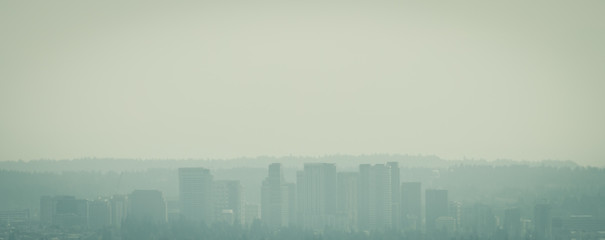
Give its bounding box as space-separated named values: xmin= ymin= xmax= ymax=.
xmin=336 ymin=172 xmax=359 ymax=231
xmin=40 ymin=196 xmax=88 ymax=228
xmin=425 ymin=189 xmax=448 ymax=233
xmin=534 ymin=203 xmax=552 ymax=240
xmin=40 ymin=196 xmax=54 ymax=226
xmin=504 ymin=207 xmax=522 ymax=240
xmin=0 ymin=209 xmax=29 ymax=226
xmin=88 ymin=198 xmax=111 ymax=230
xmin=358 ymin=164 xmax=393 ymax=230
xmin=287 ymin=182 xmax=297 ymax=226
xmin=460 ymin=203 xmax=496 ymax=238
xmin=179 ymin=167 xmax=213 ymax=224
xmin=387 ymin=162 xmax=401 ymax=229
xmin=298 ymin=163 xmax=337 ymax=230
xmin=401 ymin=182 xmax=422 ymax=230
xmin=261 ymin=163 xmax=289 ymax=228
xmin=110 ymin=194 xmax=128 ymax=228
xmin=213 ymin=180 xmax=244 ymax=225
xmin=244 ymin=203 xmax=260 ymax=227
xmin=128 ymin=190 xmax=167 ymax=223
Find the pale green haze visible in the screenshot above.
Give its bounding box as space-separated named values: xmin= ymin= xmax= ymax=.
xmin=1 ymin=1 xmax=604 ymax=165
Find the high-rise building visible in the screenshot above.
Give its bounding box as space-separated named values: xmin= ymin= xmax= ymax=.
xmin=435 ymin=216 xmax=456 ymax=233
xmin=425 ymin=189 xmax=448 ymax=233
xmin=401 ymin=182 xmax=422 ymax=230
xmin=358 ymin=164 xmax=371 ymax=230
xmin=459 ymin=203 xmax=495 ymax=238
xmin=89 ymin=198 xmax=111 ymax=230
xmin=298 ymin=163 xmax=337 ymax=230
xmin=213 ymin=180 xmax=244 ymax=225
xmin=166 ymin=200 xmax=181 ymax=223
xmin=261 ymin=163 xmax=289 ymax=228
xmin=41 ymin=196 xmax=89 ymax=228
xmin=128 ymin=190 xmax=167 ymax=223
xmin=179 ymin=167 xmax=213 ymax=224
xmin=504 ymin=207 xmax=521 ymax=240
xmin=448 ymin=201 xmax=461 ymax=232
xmin=287 ymin=183 xmax=297 ymax=226
xmin=40 ymin=196 xmax=55 ymax=226
xmin=534 ymin=203 xmax=552 ymax=240
xmin=110 ymin=194 xmax=127 ymax=228
xmin=0 ymin=209 xmax=29 ymax=225
xmin=244 ymin=203 xmax=260 ymax=227
xmin=218 ymin=209 xmax=234 ymax=224
xmin=386 ymin=162 xmax=401 ymax=229
xmin=358 ymin=164 xmax=393 ymax=230
xmin=337 ymin=172 xmax=358 ymax=231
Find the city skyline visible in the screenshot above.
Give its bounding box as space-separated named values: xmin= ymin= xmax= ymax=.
xmin=2 ymin=1 xmax=604 ymax=239
xmin=3 ymin=160 xmax=604 ymax=240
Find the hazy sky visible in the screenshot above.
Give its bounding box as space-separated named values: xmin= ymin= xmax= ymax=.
xmin=1 ymin=1 xmax=604 ymax=165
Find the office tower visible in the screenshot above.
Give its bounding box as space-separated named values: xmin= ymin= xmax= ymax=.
xmin=218 ymin=209 xmax=234 ymax=224
xmin=244 ymin=203 xmax=259 ymax=227
xmin=475 ymin=204 xmax=496 ymax=237
xmin=435 ymin=216 xmax=456 ymax=233
xmin=459 ymin=204 xmax=473 ymax=234
xmin=425 ymin=189 xmax=448 ymax=233
xmin=298 ymin=163 xmax=337 ymax=230
xmin=401 ymin=182 xmax=422 ymax=230
xmin=128 ymin=190 xmax=167 ymax=223
xmin=358 ymin=164 xmax=371 ymax=230
xmin=55 ymin=196 xmax=89 ymax=228
xmin=287 ymin=183 xmax=297 ymax=226
xmin=386 ymin=162 xmax=400 ymax=229
xmin=0 ymin=209 xmax=29 ymax=225
xmin=261 ymin=163 xmax=289 ymax=228
xmin=560 ymin=215 xmax=605 ymax=233
xmin=40 ymin=196 xmax=54 ymax=226
xmin=296 ymin=170 xmax=305 ymax=226
xmin=110 ymin=194 xmax=127 ymax=228
xmin=42 ymin=196 xmax=88 ymax=228
xmin=504 ymin=207 xmax=521 ymax=240
xmin=166 ymin=200 xmax=181 ymax=223
xmin=435 ymin=216 xmax=456 ymax=240
xmin=89 ymin=199 xmax=112 ymax=230
xmin=337 ymin=172 xmax=358 ymax=231
xmin=213 ymin=180 xmax=244 ymax=225
xmin=358 ymin=164 xmax=393 ymax=230
xmin=521 ymin=218 xmax=532 ymax=237
xmin=448 ymin=201 xmax=461 ymax=232
xmin=179 ymin=167 xmax=213 ymax=224
xmin=459 ymin=203 xmax=495 ymax=238
xmin=534 ymin=203 xmax=552 ymax=240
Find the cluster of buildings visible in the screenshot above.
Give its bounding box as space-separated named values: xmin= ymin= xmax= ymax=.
xmin=37 ymin=185 xmax=259 ymax=231
xmin=176 ymin=162 xmax=454 ymax=234
xmin=257 ymin=162 xmax=433 ymax=232
xmin=20 ymin=162 xmax=605 ymax=240
xmin=40 ymin=192 xmax=155 ymax=230
xmin=178 ymin=167 xmax=259 ymax=226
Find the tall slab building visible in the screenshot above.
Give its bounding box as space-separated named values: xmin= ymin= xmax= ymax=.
xmin=386 ymin=162 xmax=401 ymax=229
xmin=401 ymin=182 xmax=422 ymax=230
xmin=337 ymin=172 xmax=359 ymax=231
xmin=261 ymin=163 xmax=289 ymax=228
xmin=425 ymin=189 xmax=448 ymax=233
xmin=534 ymin=203 xmax=552 ymax=240
xmin=129 ymin=190 xmax=167 ymax=223
xmin=358 ymin=164 xmax=393 ymax=230
xmin=298 ymin=163 xmax=337 ymax=230
xmin=40 ymin=196 xmax=89 ymax=228
xmin=179 ymin=168 xmax=213 ymax=224
xmin=213 ymin=180 xmax=244 ymax=225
